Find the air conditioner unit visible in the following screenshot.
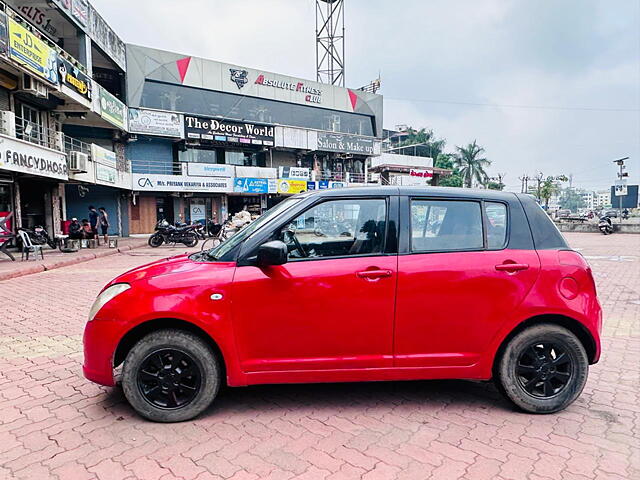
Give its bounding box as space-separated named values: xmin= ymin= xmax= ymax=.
xmin=0 ymin=110 xmax=16 ymax=137
xmin=20 ymin=74 xmax=49 ymax=98
xmin=69 ymin=151 xmax=89 ymax=173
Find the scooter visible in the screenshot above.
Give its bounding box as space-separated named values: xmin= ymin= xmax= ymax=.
xmin=598 ymin=216 xmax=614 ymax=235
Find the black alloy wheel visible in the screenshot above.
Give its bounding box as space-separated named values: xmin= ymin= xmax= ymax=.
xmin=497 ymin=324 xmax=588 ymax=414
xmin=137 ymin=349 xmax=202 ymax=409
xmin=515 ymin=342 xmax=572 ymax=398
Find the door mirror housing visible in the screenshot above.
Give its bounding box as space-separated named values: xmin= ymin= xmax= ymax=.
xmin=257 ymin=240 xmax=288 ymax=266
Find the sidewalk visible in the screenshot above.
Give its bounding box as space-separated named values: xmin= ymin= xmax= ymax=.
xmin=0 ymin=236 xmax=150 ymax=281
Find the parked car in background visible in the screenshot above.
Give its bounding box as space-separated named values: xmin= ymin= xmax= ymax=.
xmin=557 ymin=209 xmax=572 ymax=218
xmin=604 ymin=209 xmax=618 ymax=218
xmin=83 ymin=187 xmax=602 ymax=422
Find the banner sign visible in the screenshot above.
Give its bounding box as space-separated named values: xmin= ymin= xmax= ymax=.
xmin=277 ymin=179 xmax=307 ymax=194
xmin=190 ymin=199 xmax=206 ymax=222
xmin=278 ymin=166 xmax=310 ymax=180
xmin=410 ymin=169 xmax=433 ymax=179
xmin=234 ymin=177 xmax=277 ymax=194
xmin=185 ymin=162 xmax=234 ymax=178
xmin=72 ymin=0 xmax=89 ymax=26
xmin=0 ymin=134 xmax=67 ymax=180
xmin=128 ymin=108 xmax=183 ymax=137
xmin=57 ymin=56 xmax=91 ymax=101
xmin=95 ymin=163 xmax=116 ymax=183
xmin=184 ymin=115 xmax=274 ymax=146
xmin=98 ymin=86 xmax=127 ymax=130
xmin=614 ymin=179 xmax=628 ymax=197
xmin=8 ymin=18 xmax=58 ymax=84
xmin=90 ymin=144 xmax=116 ymax=168
xmin=308 ymin=181 xmax=346 ymax=190
xmin=317 ymin=132 xmax=375 ymax=155
xmin=133 ymin=173 xmax=234 ymax=193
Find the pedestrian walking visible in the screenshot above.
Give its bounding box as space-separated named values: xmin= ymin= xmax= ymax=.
xmin=98 ymin=207 xmax=110 ymax=244
xmin=88 ymin=206 xmax=98 ymax=239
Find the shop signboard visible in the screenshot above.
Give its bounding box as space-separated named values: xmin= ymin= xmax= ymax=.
xmin=72 ymin=0 xmax=89 ymax=26
xmin=98 ymin=87 xmax=127 ymax=130
xmin=7 ymin=18 xmax=58 ymax=84
xmin=128 ymin=108 xmax=183 ymax=138
xmin=278 ymin=166 xmax=310 ymax=180
xmin=234 ymin=177 xmax=277 ymax=194
xmin=57 ymin=56 xmax=92 ymax=103
xmin=190 ymin=199 xmax=206 ymax=222
xmin=307 ymin=180 xmax=345 ymax=190
xmin=185 ymin=162 xmax=234 ymax=178
xmin=276 ymin=179 xmax=307 ymax=195
xmin=0 ymin=134 xmax=67 ymax=180
xmin=184 ymin=115 xmax=274 ymax=146
xmin=132 ymin=173 xmax=234 ymax=193
xmin=317 ymin=132 xmax=375 ymax=156
xmin=91 ymin=144 xmax=116 ymax=184
xmin=409 ymin=169 xmax=433 ymax=179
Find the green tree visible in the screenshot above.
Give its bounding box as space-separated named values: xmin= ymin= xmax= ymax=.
xmin=434 ymin=153 xmax=463 ymax=187
xmin=559 ymin=189 xmax=586 ymax=212
xmin=397 ymin=128 xmax=446 ymax=159
xmin=540 ymin=177 xmax=560 ymax=209
xmin=487 ymin=181 xmax=505 ymax=191
xmin=453 ymin=140 xmax=491 ymax=188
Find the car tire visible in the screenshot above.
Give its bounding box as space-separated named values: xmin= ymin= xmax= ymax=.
xmin=122 ymin=329 xmax=221 ymax=422
xmin=497 ymin=324 xmax=588 ymax=414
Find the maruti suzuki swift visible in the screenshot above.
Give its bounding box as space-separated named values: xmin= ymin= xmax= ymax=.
xmin=83 ymin=187 xmax=602 ymax=422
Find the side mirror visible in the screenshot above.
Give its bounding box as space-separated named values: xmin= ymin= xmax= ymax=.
xmin=257 ymin=240 xmax=288 ymax=266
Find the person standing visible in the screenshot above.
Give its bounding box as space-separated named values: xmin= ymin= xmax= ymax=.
xmin=88 ymin=206 xmax=99 ymax=240
xmin=98 ymin=207 xmax=110 ymax=244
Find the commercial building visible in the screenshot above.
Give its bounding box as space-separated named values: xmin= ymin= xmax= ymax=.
xmin=0 ymin=0 xmax=129 ymax=240
xmin=125 ymin=44 xmax=383 ymax=232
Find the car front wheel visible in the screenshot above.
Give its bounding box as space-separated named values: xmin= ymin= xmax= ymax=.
xmin=497 ymin=324 xmax=588 ymax=414
xmin=122 ymin=329 xmax=220 ymax=422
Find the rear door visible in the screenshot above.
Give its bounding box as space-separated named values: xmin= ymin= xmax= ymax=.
xmin=394 ymin=197 xmax=540 ymax=368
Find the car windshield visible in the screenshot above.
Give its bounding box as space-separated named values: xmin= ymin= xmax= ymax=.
xmin=206 ymin=197 xmax=302 ymax=260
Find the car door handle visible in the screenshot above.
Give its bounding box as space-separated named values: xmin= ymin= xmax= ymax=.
xmin=495 ymin=263 xmax=529 ymax=272
xmin=357 ymin=269 xmax=393 ymax=279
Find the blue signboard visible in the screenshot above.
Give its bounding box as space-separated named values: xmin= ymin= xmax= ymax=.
xmin=234 ymin=178 xmax=275 ymax=193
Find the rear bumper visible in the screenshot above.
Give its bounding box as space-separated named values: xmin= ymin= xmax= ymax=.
xmin=83 ymin=320 xmax=118 ymax=387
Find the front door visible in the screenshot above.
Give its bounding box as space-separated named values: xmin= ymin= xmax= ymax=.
xmin=394 ymin=198 xmax=540 ymax=368
xmin=231 ymin=197 xmax=396 ymax=372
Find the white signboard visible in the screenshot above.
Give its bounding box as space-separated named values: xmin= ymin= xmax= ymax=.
xmin=614 ymin=179 xmax=628 ymax=197
xmin=0 ymin=134 xmax=68 ymax=180
xmin=190 ymin=199 xmax=206 ymax=222
xmin=128 ymin=109 xmax=184 ymax=138
xmin=96 ymin=163 xmax=116 ymax=184
xmin=133 ymin=173 xmax=234 ymax=193
xmin=185 ymin=162 xmax=234 ymax=177
xmin=91 ymin=144 xmax=116 ymax=168
xmin=278 ymin=166 xmax=310 ymax=180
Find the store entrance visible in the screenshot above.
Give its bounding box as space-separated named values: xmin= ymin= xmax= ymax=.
xmin=228 ymin=195 xmax=262 ymax=218
xmin=156 ymin=196 xmax=174 ymax=223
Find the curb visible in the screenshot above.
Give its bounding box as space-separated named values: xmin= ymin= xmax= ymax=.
xmin=0 ymin=241 xmax=148 ymax=282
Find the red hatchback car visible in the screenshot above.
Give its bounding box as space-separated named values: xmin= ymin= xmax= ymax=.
xmin=84 ymin=187 xmax=602 ymax=422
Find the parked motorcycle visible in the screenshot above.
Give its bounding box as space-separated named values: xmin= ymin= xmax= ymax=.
xmin=148 ymin=220 xmax=199 ymax=247
xmin=18 ymin=226 xmax=57 ymax=249
xmin=622 ymin=209 xmax=629 ymax=220
xmin=598 ymin=216 xmax=614 ymax=235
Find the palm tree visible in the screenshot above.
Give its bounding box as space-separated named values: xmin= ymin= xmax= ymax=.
xmin=540 ymin=178 xmax=560 ymax=209
xmin=453 ymin=140 xmax=491 ymax=188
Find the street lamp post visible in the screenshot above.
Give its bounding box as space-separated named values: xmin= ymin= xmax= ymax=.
xmin=613 ymin=157 xmax=629 ymax=222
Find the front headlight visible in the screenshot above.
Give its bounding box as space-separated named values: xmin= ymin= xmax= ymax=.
xmin=88 ymin=283 xmax=131 ymax=322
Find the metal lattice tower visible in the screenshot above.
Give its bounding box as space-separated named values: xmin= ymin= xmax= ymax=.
xmin=316 ymin=0 xmax=345 ymax=87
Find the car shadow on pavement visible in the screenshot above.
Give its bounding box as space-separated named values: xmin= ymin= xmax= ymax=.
xmin=101 ymin=378 xmax=516 ymax=422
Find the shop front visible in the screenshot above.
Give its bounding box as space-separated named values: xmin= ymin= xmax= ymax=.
xmin=0 ymin=133 xmax=68 ymax=235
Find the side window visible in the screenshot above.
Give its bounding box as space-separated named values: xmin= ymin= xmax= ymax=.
xmin=410 ymin=200 xmax=483 ymax=252
xmin=485 ymin=202 xmax=508 ymax=249
xmin=281 ymin=199 xmax=387 ymax=259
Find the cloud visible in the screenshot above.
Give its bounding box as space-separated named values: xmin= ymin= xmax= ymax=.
xmin=92 ymin=0 xmax=640 ymax=190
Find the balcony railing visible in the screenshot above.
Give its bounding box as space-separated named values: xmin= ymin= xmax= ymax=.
xmin=131 ymin=160 xmax=182 ymax=176
xmin=13 ymin=114 xmax=92 ymax=160
xmin=316 ymin=171 xmax=366 ymax=183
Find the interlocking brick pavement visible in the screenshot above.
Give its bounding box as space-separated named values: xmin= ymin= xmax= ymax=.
xmin=0 ymin=233 xmax=638 ymax=480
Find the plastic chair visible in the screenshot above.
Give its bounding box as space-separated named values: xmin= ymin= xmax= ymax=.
xmin=18 ymin=230 xmax=44 ymax=261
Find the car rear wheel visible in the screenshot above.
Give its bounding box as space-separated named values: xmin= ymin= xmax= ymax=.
xmin=122 ymin=329 xmax=220 ymax=422
xmin=497 ymin=324 xmax=588 ymax=414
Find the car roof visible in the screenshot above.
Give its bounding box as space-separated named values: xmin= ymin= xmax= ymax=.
xmin=296 ymin=185 xmax=519 ymax=201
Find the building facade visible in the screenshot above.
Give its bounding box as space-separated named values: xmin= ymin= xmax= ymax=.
xmin=0 ymin=0 xmax=129 ymax=240
xmin=124 ymin=44 xmax=383 ymax=232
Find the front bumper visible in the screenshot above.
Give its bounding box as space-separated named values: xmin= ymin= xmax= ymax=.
xmin=83 ymin=319 xmax=119 ymax=386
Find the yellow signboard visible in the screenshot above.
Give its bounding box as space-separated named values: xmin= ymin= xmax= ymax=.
xmin=8 ymin=19 xmax=58 ymax=84
xmin=277 ymin=179 xmax=307 ymax=194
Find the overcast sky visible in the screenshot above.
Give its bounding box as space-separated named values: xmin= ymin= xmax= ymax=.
xmin=92 ymin=0 xmax=639 ymax=192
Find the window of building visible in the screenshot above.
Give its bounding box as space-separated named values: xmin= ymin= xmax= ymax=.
xmin=141 ymin=80 xmax=375 ymax=136
xmin=15 ymin=102 xmax=43 ymax=145
xmin=410 ymin=199 xmax=483 ymax=252
xmin=484 ymin=202 xmax=508 ymax=249
xmin=178 ymin=148 xmax=218 ymax=163
xmin=225 ymin=150 xmax=265 ymax=167
xmin=281 ymin=198 xmax=387 ymax=259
